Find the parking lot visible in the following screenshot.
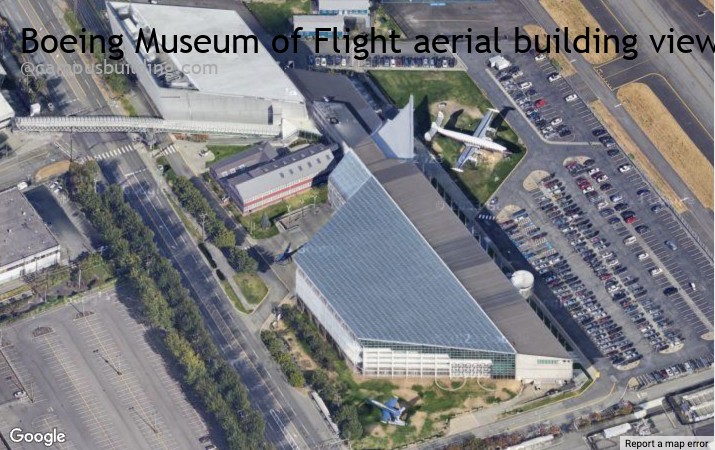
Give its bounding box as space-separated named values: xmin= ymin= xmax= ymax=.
xmin=0 ymin=289 xmax=211 ymax=450
xmin=488 ymin=50 xmax=603 ymax=143
xmin=492 ymin=148 xmax=713 ymax=376
xmin=498 ymin=177 xmax=642 ymax=370
xmin=462 ymin=39 xmax=714 ymax=378
xmin=563 ymin=153 xmax=714 ymax=340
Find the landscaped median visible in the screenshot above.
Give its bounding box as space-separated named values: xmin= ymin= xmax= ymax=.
xmin=538 ymin=0 xmax=619 ymax=65
xmin=616 ymin=82 xmax=713 ymax=210
xmin=500 ymin=374 xmax=595 ymax=417
xmin=235 ymin=273 xmax=268 ymax=305
xmin=371 ymin=70 xmax=526 ymax=203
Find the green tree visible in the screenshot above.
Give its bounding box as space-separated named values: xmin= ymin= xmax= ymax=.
xmin=336 ymin=404 xmax=363 ymax=440
xmin=227 ymin=247 xmax=258 ymax=273
xmin=213 ymin=227 xmax=236 ymax=249
xmin=260 ymin=212 xmax=270 ymax=230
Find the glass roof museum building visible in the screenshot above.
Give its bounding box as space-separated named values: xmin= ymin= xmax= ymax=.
xmin=294 ymin=110 xmax=573 ymax=381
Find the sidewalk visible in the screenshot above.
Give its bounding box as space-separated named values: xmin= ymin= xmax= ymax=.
xmin=135 ymin=146 xmax=254 ymax=313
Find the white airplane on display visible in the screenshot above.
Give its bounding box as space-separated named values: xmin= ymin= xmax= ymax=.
xmin=424 ymin=108 xmax=506 ymax=172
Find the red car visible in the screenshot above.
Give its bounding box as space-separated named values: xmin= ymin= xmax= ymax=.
xmin=625 ymin=216 xmax=637 ymax=224
xmin=534 ymin=98 xmax=548 ymax=109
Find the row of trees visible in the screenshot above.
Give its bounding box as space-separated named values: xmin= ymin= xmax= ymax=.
xmin=66 ymin=162 xmax=268 ymax=450
xmin=171 ymin=176 xmax=258 ymax=274
xmin=260 ymin=330 xmax=305 ymax=387
xmin=172 ymin=176 xmax=236 ymax=248
xmin=281 ymin=305 xmax=339 ymax=371
xmin=279 ymin=306 xmax=363 ymax=440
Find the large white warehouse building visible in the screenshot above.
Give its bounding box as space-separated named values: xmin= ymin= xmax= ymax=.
xmin=294 ymin=134 xmax=572 ymax=382
xmin=107 ymin=2 xmax=315 ymax=138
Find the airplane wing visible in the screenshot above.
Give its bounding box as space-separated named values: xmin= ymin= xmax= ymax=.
xmin=385 ymin=398 xmax=398 ymax=409
xmin=381 ymin=409 xmax=390 ymax=423
xmin=454 ymin=108 xmax=500 ymax=171
xmin=473 ymin=108 xmax=498 ymax=138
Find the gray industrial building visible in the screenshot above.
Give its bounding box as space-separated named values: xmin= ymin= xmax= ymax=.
xmin=294 ymin=118 xmax=572 ymax=381
xmin=213 ymin=143 xmax=338 ymax=214
xmin=0 ymin=188 xmax=61 ymax=284
xmin=107 ymin=2 xmax=315 ymax=138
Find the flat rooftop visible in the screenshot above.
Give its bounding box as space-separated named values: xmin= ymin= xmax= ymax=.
xmin=0 ymin=188 xmax=59 ymax=268
xmin=110 ymin=2 xmax=305 ymax=104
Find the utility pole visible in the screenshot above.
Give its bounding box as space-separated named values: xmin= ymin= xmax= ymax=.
xmin=77 ymin=266 xmax=82 ymax=290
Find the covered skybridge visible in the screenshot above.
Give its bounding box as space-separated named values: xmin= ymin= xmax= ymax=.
xmin=13 ymin=116 xmax=286 ymax=137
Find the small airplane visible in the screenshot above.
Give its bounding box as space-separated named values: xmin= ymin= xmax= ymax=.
xmin=424 ymin=108 xmax=506 ymax=172
xmin=274 ymin=243 xmax=304 ymax=264
xmin=274 ymin=243 xmax=293 ymax=264
xmin=368 ymin=397 xmax=406 ymax=426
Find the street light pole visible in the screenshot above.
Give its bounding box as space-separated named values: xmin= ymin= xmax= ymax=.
xmin=199 ymin=213 xmax=207 ymax=241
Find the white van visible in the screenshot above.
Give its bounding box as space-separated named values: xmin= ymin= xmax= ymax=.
xmin=623 ymin=235 xmax=636 ymax=246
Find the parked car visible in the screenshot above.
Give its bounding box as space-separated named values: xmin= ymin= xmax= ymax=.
xmin=635 ymin=225 xmax=650 ymax=234
xmin=663 ymin=286 xmax=678 ymax=296
xmin=565 ymin=94 xmax=579 ymax=102
xmin=665 ymin=240 xmax=678 ymax=251
xmin=548 ymin=73 xmax=562 ymax=82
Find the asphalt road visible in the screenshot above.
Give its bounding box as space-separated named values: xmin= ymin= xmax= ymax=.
xmin=385 ymin=0 xmax=533 ymax=38
xmin=588 ymin=0 xmax=713 ymax=152
xmin=417 ymin=369 xmax=714 ymax=449
xmin=99 ymin=146 xmax=337 ymax=450
xmin=1 ymin=0 xmax=338 ymax=447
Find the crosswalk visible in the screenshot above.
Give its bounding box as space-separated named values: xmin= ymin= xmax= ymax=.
xmin=155 ymin=144 xmax=178 ymax=157
xmin=76 ymin=144 xmax=136 ymax=163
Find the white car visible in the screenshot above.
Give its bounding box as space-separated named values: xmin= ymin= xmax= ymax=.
xmin=550 ymin=117 xmax=563 ymax=126
xmin=548 ymin=73 xmax=562 ymax=82
xmin=535 ymin=53 xmax=547 ymax=62
xmin=519 ymin=81 xmax=533 ymax=90
xmin=565 ymin=94 xmax=578 ymax=102
xmin=623 ymin=235 xmax=636 ymax=245
xmin=618 ymin=164 xmax=633 ymax=173
xmin=650 ymin=267 xmax=663 ymax=276
xmin=588 ymin=168 xmax=600 ymax=175
xmin=606 ymin=258 xmax=619 ymax=267
xmin=637 ymin=252 xmax=650 ymax=261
